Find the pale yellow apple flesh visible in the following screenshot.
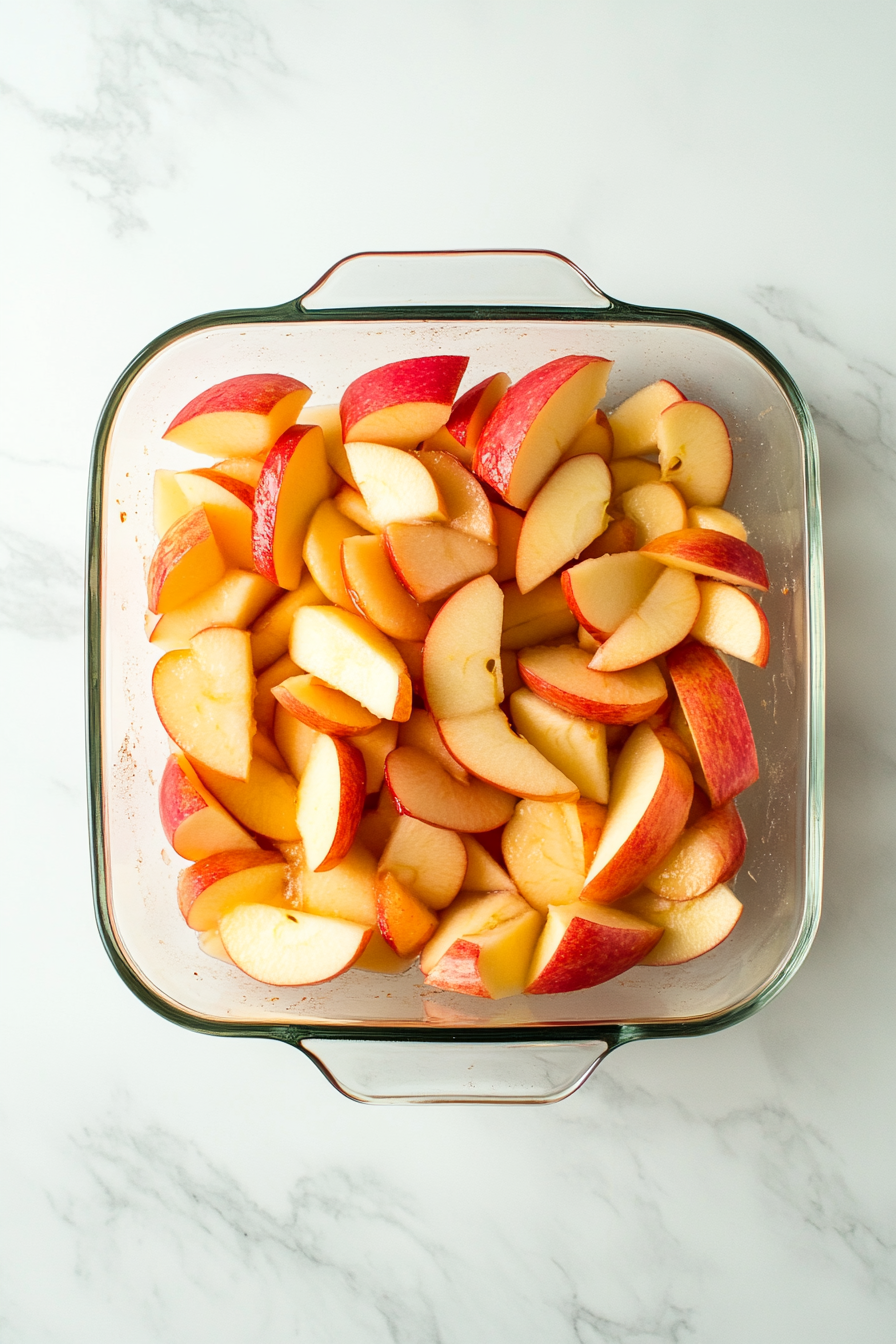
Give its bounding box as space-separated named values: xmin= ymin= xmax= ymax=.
xmin=422 ymin=574 xmax=504 ymax=720
xmin=384 ymin=746 xmax=517 ymax=832
xmin=302 ymin=499 xmax=367 ymax=609
xmin=560 ymin=409 xmax=614 ymax=463
xmin=502 ymin=799 xmax=589 ymax=913
xmin=273 ymin=703 xmax=319 ymax=782
xmin=149 ymin=570 xmax=279 ymax=652
xmin=164 ymin=375 xmax=310 ymax=457
xmin=416 ymin=449 xmax=496 ymax=543
xmin=607 ymin=379 xmax=685 ymax=458
xmin=690 ymin=579 xmax=770 ymax=667
xmin=588 ymin=567 xmax=700 ymax=672
xmin=153 ymin=627 xmax=255 ymax=779
xmin=515 ymin=454 xmax=612 ymax=594
xmin=420 ymin=891 xmax=543 ymax=998
xmin=253 ymin=653 xmax=299 ymax=734
xmin=610 ymin=459 xmax=661 ymax=499
xmin=300 ymin=403 xmax=355 ymax=486
xmin=300 ymin=842 xmax=377 ymax=925
xmin=501 ymin=577 xmax=578 ymax=649
xmin=375 ymin=870 xmax=439 ymax=956
xmin=346 ymin=442 xmax=447 ymax=527
xmin=379 ymin=814 xmax=468 ymax=909
xmin=147 ymin=506 xmax=227 ymax=614
xmin=334 ymin=484 xmax=381 ymax=533
xmin=153 ymin=469 xmax=189 ymax=537
xmin=176 ymin=469 xmax=256 ymax=570
xmin=159 ymin=752 xmax=258 ymax=860
xmin=291 ymin=606 xmax=412 ymax=722
xmin=561 ymin=553 xmax=664 ymax=639
xmin=272 ymin=673 xmax=381 ymax=736
xmin=492 ymin=503 xmax=524 ymax=582
xmin=383 ymin=523 xmax=497 ymax=603
xmin=249 ymin=574 xmax=324 ymax=671
xmin=177 ymin=851 xmax=288 ymax=931
xmin=643 ymin=799 xmax=746 ymax=899
xmin=460 ymin=835 xmax=517 ymax=893
xmin=193 ymin=753 xmax=300 ymax=841
xmin=620 ymin=482 xmax=688 ymax=547
xmin=621 ymin=883 xmax=743 ymax=965
xmin=657 ymin=400 xmax=733 ymax=507
xmin=508 ymin=687 xmax=609 ymax=802
xmin=438 ymin=708 xmax=579 ymax=802
xmin=353 ymin=720 xmax=399 ymax=794
xmin=687 ymin=505 xmax=747 ymax=541
xmin=296 ymin=733 xmax=366 ymax=871
xmin=341 ymin=534 xmax=432 ymax=641
xmin=219 ymin=904 xmax=371 ymax=985
xmin=398 ymin=708 xmax=470 ymax=782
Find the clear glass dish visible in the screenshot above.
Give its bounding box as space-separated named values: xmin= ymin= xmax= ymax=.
xmin=86 ymin=251 xmax=824 ymax=1104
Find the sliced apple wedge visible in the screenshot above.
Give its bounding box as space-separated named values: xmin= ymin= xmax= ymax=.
xmin=193 ymin=753 xmax=300 ymax=841
xmin=272 ymin=673 xmax=381 ymax=736
xmin=610 ymin=459 xmax=661 ymax=499
xmin=159 ymin=753 xmax=258 ymax=860
xmin=354 ymin=720 xmax=400 ymax=794
xmin=422 ymin=574 xmax=504 ymax=720
xmin=560 ymin=408 xmax=614 ymax=463
xmin=416 ymin=449 xmax=496 ymax=542
xmin=177 ymin=850 xmax=288 ymax=931
xmin=153 ymin=469 xmax=189 ymax=537
xmin=525 ymin=901 xmax=662 ymax=993
xmin=252 ymin=424 xmax=331 ymax=589
xmin=581 ymin=723 xmax=694 ymax=904
xmin=666 ymin=642 xmax=759 ymax=807
xmin=399 ymin=708 xmax=469 ymax=783
xmin=641 ymin=529 xmax=769 ymax=590
xmin=687 ymin=505 xmax=747 ymax=541
xmin=153 ymin=627 xmax=255 ymax=779
xmin=517 ymin=645 xmax=668 ymax=724
xmin=657 ymin=400 xmax=733 ymax=506
xmin=582 ymin=517 xmax=639 ymax=558
xmin=422 ymin=371 xmax=511 ymax=464
xmin=690 ymin=579 xmax=770 ymax=667
xmin=341 ymin=355 xmax=469 ymax=448
xmin=393 ymin=638 xmax=424 ymax=695
xmin=341 ymin=534 xmax=432 ymax=640
xmin=302 ymin=498 xmax=366 ymax=609
xmin=383 ymin=523 xmax=497 ymax=603
xmin=502 ymin=799 xmax=592 ymax=912
xmin=253 ymin=653 xmax=299 ymax=734
xmin=163 ymin=374 xmax=310 ymax=457
xmin=147 ymin=506 xmax=227 ymax=614
xmin=492 ymin=502 xmax=524 ymax=582
xmin=299 ymin=403 xmax=355 ymax=486
xmin=249 ymin=574 xmax=325 ymax=671
xmin=354 ymin=929 xmax=416 ymax=975
xmin=219 ymin=904 xmax=371 ymax=985
xmin=385 ymin=746 xmax=517 ymax=833
xmin=210 ymin=455 xmax=264 ymax=488
xmin=149 ymin=569 xmax=279 ymax=652
xmin=252 ymin=729 xmax=288 ymax=772
xmin=301 ymin=842 xmax=377 ymax=925
xmin=620 ymin=482 xmax=688 ymax=547
xmin=561 ymin=553 xmax=664 ymax=639
xmin=461 ymin=835 xmax=517 ymax=893
xmin=438 ymin=709 xmax=579 ymax=802
xmin=175 ymin=469 xmax=256 ymax=570
xmin=379 ymin=814 xmax=468 ymax=909
xmin=474 ymin=354 xmax=613 ymax=508
xmin=291 ymin=606 xmax=412 ymax=722
xmin=295 ymin=733 xmax=366 ymax=871
xmin=500 ymin=577 xmax=578 ymax=649
xmin=588 ymin=568 xmax=700 ymax=672
xmin=333 ymin=484 xmax=380 ymax=533
xmin=508 ymin=687 xmax=609 ymax=802
xmin=375 ymin=871 xmax=439 ymax=956
xmin=345 ymin=442 xmax=448 ymax=528
xmin=420 ymin=891 xmax=543 ymax=998
xmin=620 ymin=884 xmax=743 ymax=965
xmin=273 ymin=703 xmax=319 ymax=782
xmin=515 ymin=454 xmax=612 ymax=594
xmin=643 ymin=799 xmax=746 ymax=899
xmin=607 ymin=379 xmax=685 ymax=458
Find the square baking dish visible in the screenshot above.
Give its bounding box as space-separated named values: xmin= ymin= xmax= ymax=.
xmin=87 ymin=251 xmax=824 ymax=1103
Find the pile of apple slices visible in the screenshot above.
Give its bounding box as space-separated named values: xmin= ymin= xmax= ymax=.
xmin=147 ymin=354 xmax=769 ymax=997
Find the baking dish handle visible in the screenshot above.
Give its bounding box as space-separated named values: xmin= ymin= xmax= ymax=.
xmin=298 ymin=250 xmax=614 ymax=313
xmin=294 ymin=1037 xmax=614 ymax=1105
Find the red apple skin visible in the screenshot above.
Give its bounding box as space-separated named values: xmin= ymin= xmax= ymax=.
xmin=164 ymin=374 xmax=309 ymax=435
xmin=340 ymin=356 xmax=469 ymax=440
xmin=517 ymin=646 xmax=668 ymax=725
xmin=158 ymin=753 xmax=257 ymax=858
xmin=185 ymin=469 xmax=255 ymax=510
xmin=315 ymin=737 xmax=368 ymax=872
xmin=423 ymin=939 xmax=492 ymax=998
xmin=146 ymin=507 xmax=223 ymax=614
xmin=641 ymin=529 xmax=769 ymax=591
xmin=473 ymin=355 xmax=612 ymax=503
xmin=525 ymin=915 xmax=662 ymax=994
xmin=581 ymin=746 xmax=694 ymax=904
xmin=666 ymin=642 xmax=760 ymax=808
xmin=442 ymin=372 xmax=511 ymax=454
xmin=252 ymin=423 xmax=324 ymax=584
xmin=176 ymin=849 xmax=284 ymax=923
xmin=159 ymin=753 xmax=206 ymax=845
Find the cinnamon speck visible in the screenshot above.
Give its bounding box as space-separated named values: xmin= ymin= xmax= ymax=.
xmin=120 ymin=511 xmax=127 ymax=522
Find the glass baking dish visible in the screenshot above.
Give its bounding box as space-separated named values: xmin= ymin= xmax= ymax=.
xmin=86 ymin=251 xmax=824 ymax=1104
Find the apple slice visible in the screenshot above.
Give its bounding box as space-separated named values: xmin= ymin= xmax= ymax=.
xmin=163 ymin=374 xmax=311 ymax=457
xmin=577 ymin=626 xmax=599 ymax=652
xmin=508 ymin=687 xmax=609 ymax=803
xmin=291 ymin=606 xmax=412 ymax=722
xmin=620 ymin=482 xmax=688 ymax=547
xmin=302 ymin=499 xmax=366 ymax=609
xmin=210 ymin=456 xmax=264 ymax=488
xmin=657 ymin=400 xmax=733 ymax=506
xmin=253 ymin=653 xmax=299 ymax=734
xmin=341 ymin=534 xmax=432 ymax=640
xmin=385 ymin=747 xmax=517 ymax=833
xmin=422 ymin=372 xmax=511 ymax=464
xmin=272 ymin=673 xmax=381 ymax=736
xmin=341 ymin=355 xmax=469 ymax=448
xmin=517 ymin=645 xmax=667 ymax=724
xmin=502 ymin=799 xmax=596 ymax=913
xmin=461 ymin=835 xmax=517 ymax=893
xmin=333 ymin=484 xmax=380 ymax=533
xmin=492 ymin=502 xmax=524 ymax=582
xmin=687 ymin=506 xmax=747 ymax=541
xmin=354 ymin=929 xmax=416 ymax=974
xmin=610 ymin=459 xmax=661 ymax=499
xmin=354 ymin=720 xmax=400 ymax=794
xmin=153 ymin=469 xmax=189 ymax=536
xmin=146 ymin=506 xmax=227 ymax=614
xmin=153 ymin=627 xmax=254 ymax=778
xmin=301 ymin=841 xmax=377 ymax=925
xmin=561 ymin=553 xmax=664 ymax=639
xmin=525 ymin=901 xmax=662 ymax=993
xmin=620 ymin=884 xmax=743 ymax=965
xmin=193 ymin=754 xmax=300 ymax=841
xmin=299 ymin=403 xmax=355 ymax=486
xmin=149 ymin=569 xmax=280 ymax=652
xmin=175 ymin=469 xmax=256 ymax=570
xmin=273 ymin=703 xmax=319 ymax=781
xmin=197 ymin=928 xmax=234 ymax=964
xmin=438 ymin=709 xmax=578 ymax=803
xmin=159 ymin=753 xmax=258 ymax=860
xmin=641 ymin=529 xmax=769 ymax=590
xmin=345 ymin=442 xmax=448 ymax=528
xmin=643 ymin=799 xmax=746 ymax=899
xmin=356 ymin=788 xmax=400 ymax=858
xmin=295 ymin=733 xmax=366 ymax=871
xmin=177 ymin=850 xmax=288 ymax=931
xmin=582 ymin=517 xmax=639 ymax=558
xmin=581 ymin=725 xmax=693 ymax=904
xmin=501 ymin=577 xmax=578 ymax=649
xmin=474 ymin=354 xmax=613 ymax=507
xmin=219 ymin=904 xmax=371 ymax=985
xmin=399 ymin=708 xmax=469 ymax=782
xmin=252 ymin=423 xmax=331 ymax=589
xmin=393 ymin=638 xmax=424 ymax=695
xmin=422 ymin=574 xmax=504 ymax=720
xmin=588 ymin=568 xmax=700 ymax=672
xmin=607 ymin=379 xmax=685 ymax=458
xmin=249 ymin=573 xmax=324 ymax=671
xmin=421 ymin=891 xmax=543 ymax=999
xmin=666 ymin=642 xmax=759 ymax=807
xmin=375 ymin=871 xmax=439 ymax=956
xmin=379 ymin=814 xmax=468 ymax=909
xmin=252 ymin=728 xmax=288 ymax=772
xmin=382 ymin=523 xmax=497 ymax=603
xmin=515 ymin=454 xmax=612 ymax=594
xmin=416 ymin=449 xmax=496 ymax=542
xmin=560 ymin=408 xmax=614 ymax=463
xmin=690 ymin=579 xmax=770 ymax=667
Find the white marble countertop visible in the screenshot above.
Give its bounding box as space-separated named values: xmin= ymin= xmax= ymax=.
xmin=2 ymin=2 xmax=894 ymax=1340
